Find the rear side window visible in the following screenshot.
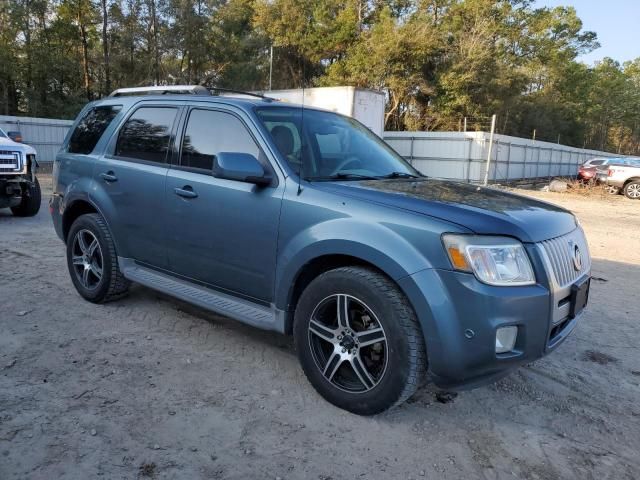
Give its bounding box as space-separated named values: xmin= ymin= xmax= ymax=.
xmin=115 ymin=107 xmax=178 ymax=163
xmin=68 ymin=105 xmax=121 ymax=154
xmin=180 ymin=109 xmax=262 ymax=171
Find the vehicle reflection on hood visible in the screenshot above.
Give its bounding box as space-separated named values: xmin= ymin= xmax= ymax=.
xmin=355 ymin=178 xmax=567 ymax=215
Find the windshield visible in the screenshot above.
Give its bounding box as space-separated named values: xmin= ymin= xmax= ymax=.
xmin=0 ymin=128 xmax=6 ymax=138
xmin=255 ymin=107 xmax=420 ymax=180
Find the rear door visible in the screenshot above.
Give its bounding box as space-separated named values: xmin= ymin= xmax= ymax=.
xmin=165 ymin=107 xmax=284 ymax=302
xmin=94 ymin=103 xmax=181 ymax=268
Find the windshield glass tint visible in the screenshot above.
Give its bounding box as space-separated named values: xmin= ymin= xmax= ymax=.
xmin=255 ymin=107 xmax=418 ymax=180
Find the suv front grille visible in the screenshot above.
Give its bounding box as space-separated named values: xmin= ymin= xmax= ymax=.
xmin=540 ymin=227 xmax=591 ymax=288
xmin=0 ymin=151 xmax=22 ymax=172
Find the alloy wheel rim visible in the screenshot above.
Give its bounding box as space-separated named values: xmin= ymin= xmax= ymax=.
xmin=71 ymin=229 xmax=104 ymax=290
xmin=628 ymin=184 xmax=640 ymax=198
xmin=308 ymin=294 xmax=388 ymax=393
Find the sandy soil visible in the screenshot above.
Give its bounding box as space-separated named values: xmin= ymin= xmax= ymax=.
xmin=1 ymin=177 xmax=639 ymax=480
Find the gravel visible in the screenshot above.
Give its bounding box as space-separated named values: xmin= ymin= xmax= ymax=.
xmin=1 ymin=176 xmax=639 ymax=479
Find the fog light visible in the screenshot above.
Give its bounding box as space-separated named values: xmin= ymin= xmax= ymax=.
xmin=496 ymin=326 xmax=518 ymax=354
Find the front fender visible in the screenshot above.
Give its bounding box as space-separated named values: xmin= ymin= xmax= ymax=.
xmin=275 ymin=218 xmax=432 ymax=310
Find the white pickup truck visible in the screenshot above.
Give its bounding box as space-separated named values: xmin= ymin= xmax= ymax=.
xmin=0 ymin=127 xmax=40 ymax=216
xmin=606 ymin=163 xmax=640 ymax=199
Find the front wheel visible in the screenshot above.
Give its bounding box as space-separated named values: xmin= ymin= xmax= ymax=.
xmin=623 ymin=181 xmax=640 ymax=199
xmin=294 ymin=266 xmax=426 ymax=415
xmin=11 ymin=177 xmax=41 ymax=217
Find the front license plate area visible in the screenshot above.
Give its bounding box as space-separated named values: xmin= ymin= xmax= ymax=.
xmin=569 ymin=277 xmax=590 ymax=318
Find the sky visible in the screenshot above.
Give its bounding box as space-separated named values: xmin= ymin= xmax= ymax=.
xmin=535 ymin=0 xmax=639 ymax=65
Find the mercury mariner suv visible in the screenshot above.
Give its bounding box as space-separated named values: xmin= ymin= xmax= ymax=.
xmin=50 ymin=86 xmax=591 ymax=415
xmin=0 ymin=127 xmax=40 ymax=216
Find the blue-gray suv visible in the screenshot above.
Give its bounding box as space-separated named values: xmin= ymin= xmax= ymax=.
xmin=51 ymin=86 xmax=591 ymax=415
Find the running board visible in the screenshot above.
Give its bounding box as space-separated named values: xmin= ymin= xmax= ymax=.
xmin=119 ymin=258 xmax=285 ymax=333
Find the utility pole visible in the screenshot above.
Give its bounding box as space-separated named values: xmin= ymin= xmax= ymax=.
xmin=483 ymin=114 xmax=497 ymax=186
xmin=269 ymin=45 xmax=273 ymax=91
xmin=463 ymin=117 xmax=467 ymax=132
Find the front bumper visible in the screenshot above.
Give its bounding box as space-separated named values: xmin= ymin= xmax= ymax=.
xmin=398 ymin=240 xmax=589 ymax=390
xmin=0 ymin=175 xmax=32 ymax=208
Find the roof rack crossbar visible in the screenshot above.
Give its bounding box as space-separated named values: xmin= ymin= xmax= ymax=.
xmin=109 ymin=85 xmax=211 ymax=97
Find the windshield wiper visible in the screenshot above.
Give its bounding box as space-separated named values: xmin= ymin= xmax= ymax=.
xmin=376 ymin=172 xmax=422 ymax=179
xmin=307 ymin=173 xmax=380 ymax=181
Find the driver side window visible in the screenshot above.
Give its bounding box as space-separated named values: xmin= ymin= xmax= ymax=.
xmin=180 ymin=109 xmax=263 ymax=171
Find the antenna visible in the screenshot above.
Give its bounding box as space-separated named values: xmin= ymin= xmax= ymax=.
xmin=297 ymin=57 xmax=306 ymax=195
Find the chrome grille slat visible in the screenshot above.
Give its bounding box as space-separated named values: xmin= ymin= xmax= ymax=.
xmin=540 ymin=228 xmax=591 ymax=288
xmin=0 ymin=150 xmax=22 ymax=172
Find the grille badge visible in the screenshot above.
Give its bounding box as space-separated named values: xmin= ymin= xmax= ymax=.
xmin=572 ymin=244 xmax=582 ymax=271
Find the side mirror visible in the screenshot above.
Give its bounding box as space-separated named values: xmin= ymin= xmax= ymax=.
xmin=213 ymin=152 xmax=271 ymax=186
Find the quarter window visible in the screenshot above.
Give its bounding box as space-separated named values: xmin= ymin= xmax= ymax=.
xmin=115 ymin=107 xmax=177 ymax=163
xmin=181 ymin=109 xmax=262 ymax=171
xmin=68 ymin=105 xmax=122 ymax=154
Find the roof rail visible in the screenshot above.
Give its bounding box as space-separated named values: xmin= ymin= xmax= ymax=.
xmin=209 ymin=87 xmax=274 ymax=102
xmin=109 ymin=85 xmax=211 ymax=97
xmin=108 ymin=84 xmax=276 ymax=102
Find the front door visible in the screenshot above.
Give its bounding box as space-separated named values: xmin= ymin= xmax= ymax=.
xmin=165 ymin=108 xmax=283 ymax=303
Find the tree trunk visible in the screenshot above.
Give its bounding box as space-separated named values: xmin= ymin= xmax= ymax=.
xmin=24 ymin=0 xmax=33 ymax=102
xmin=101 ymin=0 xmax=111 ymax=95
xmin=77 ymin=1 xmax=91 ymax=101
xmin=80 ymin=22 xmax=91 ymax=100
xmin=149 ymin=0 xmax=160 ymax=85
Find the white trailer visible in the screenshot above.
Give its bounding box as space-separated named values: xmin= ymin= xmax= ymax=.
xmin=261 ymin=87 xmax=386 ymax=137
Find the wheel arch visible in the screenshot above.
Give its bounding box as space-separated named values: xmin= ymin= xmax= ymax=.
xmin=62 ymin=198 xmax=119 ymax=253
xmin=623 ymin=176 xmax=640 ymax=186
xmin=62 ymin=199 xmax=98 ymax=242
xmin=283 ymin=254 xmax=395 ymax=333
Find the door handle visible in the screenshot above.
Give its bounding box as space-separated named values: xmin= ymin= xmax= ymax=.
xmin=100 ymin=172 xmax=118 ymax=183
xmin=174 ymin=186 xmax=198 ymax=199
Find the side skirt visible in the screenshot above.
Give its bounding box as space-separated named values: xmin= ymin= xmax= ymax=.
xmin=119 ymin=257 xmax=286 ymax=333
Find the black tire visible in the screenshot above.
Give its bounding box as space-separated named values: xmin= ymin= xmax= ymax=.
xmin=10 ymin=176 xmax=41 ymax=217
xmin=294 ymin=266 xmax=426 ymax=415
xmin=66 ymin=213 xmax=130 ymax=303
xmin=623 ymin=181 xmax=640 ymax=200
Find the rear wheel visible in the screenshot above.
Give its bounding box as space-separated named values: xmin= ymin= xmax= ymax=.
xmin=10 ymin=177 xmax=41 ymax=217
xmin=623 ymin=181 xmax=640 ymax=199
xmin=66 ymin=213 xmax=130 ymax=303
xmin=294 ymin=266 xmax=426 ymax=415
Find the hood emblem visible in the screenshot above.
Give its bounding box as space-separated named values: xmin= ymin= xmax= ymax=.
xmin=572 ymin=244 xmax=582 ymax=271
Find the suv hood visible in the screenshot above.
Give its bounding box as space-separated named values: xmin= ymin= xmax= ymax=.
xmin=0 ymin=136 xmax=37 ymax=155
xmin=315 ymin=178 xmax=577 ymax=243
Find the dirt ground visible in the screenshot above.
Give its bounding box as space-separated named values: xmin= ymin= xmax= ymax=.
xmin=1 ymin=176 xmax=639 ymax=480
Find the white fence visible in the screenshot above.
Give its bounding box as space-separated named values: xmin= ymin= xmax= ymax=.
xmin=0 ymin=115 xmax=620 ymax=182
xmin=384 ymin=131 xmax=619 ymax=183
xmin=0 ymin=115 xmax=73 ymax=163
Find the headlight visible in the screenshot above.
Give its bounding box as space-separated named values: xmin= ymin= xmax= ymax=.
xmin=442 ymin=234 xmax=535 ymax=286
